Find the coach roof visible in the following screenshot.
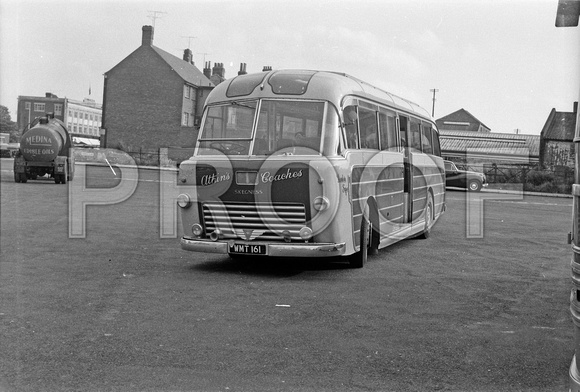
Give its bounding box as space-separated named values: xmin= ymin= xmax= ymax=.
xmin=205 ymin=69 xmax=432 ymax=120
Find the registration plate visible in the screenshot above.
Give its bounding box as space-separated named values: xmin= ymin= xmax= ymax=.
xmin=229 ymin=243 xmax=266 ymax=255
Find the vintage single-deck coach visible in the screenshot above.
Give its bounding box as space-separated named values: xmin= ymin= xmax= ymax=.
xmin=176 ymin=69 xmax=445 ymax=267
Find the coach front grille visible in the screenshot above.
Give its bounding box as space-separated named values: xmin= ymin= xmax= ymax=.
xmin=202 ymin=202 xmax=307 ymax=241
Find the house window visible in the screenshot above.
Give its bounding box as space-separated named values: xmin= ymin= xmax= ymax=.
xmin=184 ymin=85 xmax=190 ymax=99
xmin=182 ymin=112 xmax=189 ymax=126
xmin=34 ymin=103 xmax=45 ymax=112
xmin=54 ymin=104 xmax=62 ymax=115
xmin=25 ymin=102 xmax=31 ymax=109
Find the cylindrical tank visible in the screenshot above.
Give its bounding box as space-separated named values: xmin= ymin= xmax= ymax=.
xmin=19 ymin=119 xmax=68 ymax=162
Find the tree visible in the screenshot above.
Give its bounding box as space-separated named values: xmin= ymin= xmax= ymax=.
xmin=0 ymin=105 xmax=19 ymax=142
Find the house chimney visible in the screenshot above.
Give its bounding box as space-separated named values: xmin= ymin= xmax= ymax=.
xmin=212 ymin=62 xmax=225 ymax=79
xmin=183 ymin=48 xmax=193 ymax=64
xmin=142 ymin=25 xmax=154 ymax=46
xmin=203 ymin=61 xmax=211 ymax=79
xmin=574 ymin=101 xmax=578 ymax=114
xmin=262 ymin=66 xmax=272 ymax=72
xmin=238 ymin=63 xmax=247 ymax=75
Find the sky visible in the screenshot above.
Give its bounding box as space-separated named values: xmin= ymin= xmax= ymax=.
xmin=0 ymin=0 xmax=578 ymax=135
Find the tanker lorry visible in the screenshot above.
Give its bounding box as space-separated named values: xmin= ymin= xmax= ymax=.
xmin=14 ymin=114 xmax=75 ymax=184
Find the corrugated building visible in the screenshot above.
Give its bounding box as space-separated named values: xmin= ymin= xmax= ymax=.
xmin=440 ymin=130 xmax=540 ymax=170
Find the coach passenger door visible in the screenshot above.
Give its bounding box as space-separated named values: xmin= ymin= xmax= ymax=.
xmin=399 ymin=115 xmax=412 ymax=224
xmin=408 ymin=118 xmax=426 ymax=223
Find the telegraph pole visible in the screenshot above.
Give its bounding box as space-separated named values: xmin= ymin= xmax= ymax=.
xmin=430 ymin=88 xmax=439 ymax=117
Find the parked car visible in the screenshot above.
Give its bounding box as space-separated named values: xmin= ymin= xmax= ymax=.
xmin=444 ymin=160 xmax=488 ymax=191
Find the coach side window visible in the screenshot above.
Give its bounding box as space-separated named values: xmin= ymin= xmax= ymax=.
xmin=399 ymin=115 xmax=408 ymax=148
xmin=409 ymin=118 xmax=422 ymax=151
xmin=343 ymin=105 xmax=359 ymax=149
xmin=432 ymin=127 xmax=441 ymax=156
xmin=358 ymin=107 xmax=378 ymax=149
xmin=421 ymin=123 xmax=433 ymax=154
xmin=379 ymin=109 xmax=397 ymax=151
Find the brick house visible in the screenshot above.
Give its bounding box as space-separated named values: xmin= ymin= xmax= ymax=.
xmin=102 ymin=25 xmax=214 ymax=151
xmin=539 ymin=102 xmax=578 ymax=169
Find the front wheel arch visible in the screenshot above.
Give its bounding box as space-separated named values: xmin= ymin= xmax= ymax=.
xmin=417 ymin=191 xmax=434 ymax=239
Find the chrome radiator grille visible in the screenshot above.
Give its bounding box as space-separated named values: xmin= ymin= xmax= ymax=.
xmin=202 ymin=202 xmax=307 ymax=241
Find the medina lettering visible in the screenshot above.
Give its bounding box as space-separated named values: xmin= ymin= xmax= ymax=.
xmin=26 ymin=135 xmax=53 ymax=146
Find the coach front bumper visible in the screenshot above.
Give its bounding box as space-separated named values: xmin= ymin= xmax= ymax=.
xmin=180 ymin=237 xmax=346 ymax=257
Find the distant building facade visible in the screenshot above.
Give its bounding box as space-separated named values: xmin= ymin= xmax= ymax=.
xmin=436 ymin=108 xmax=491 ymax=133
xmin=102 ymin=25 xmax=215 ymax=151
xmin=17 ymin=94 xmax=102 ymax=140
xmin=539 ymin=102 xmax=578 ymax=169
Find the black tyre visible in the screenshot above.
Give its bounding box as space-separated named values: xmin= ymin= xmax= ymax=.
xmin=59 ymin=165 xmax=68 ymax=184
xmin=417 ymin=194 xmax=434 ymax=239
xmin=468 ymin=179 xmax=482 ymax=192
xmin=350 ymin=215 xmax=369 ymax=268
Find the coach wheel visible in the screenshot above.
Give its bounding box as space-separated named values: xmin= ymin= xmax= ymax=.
xmin=350 ymin=215 xmax=370 ymax=268
xmin=468 ymin=180 xmax=482 ymax=192
xmin=417 ymin=194 xmax=434 ymax=240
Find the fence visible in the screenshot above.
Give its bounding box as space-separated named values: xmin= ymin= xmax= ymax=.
xmin=457 ymin=162 xmax=573 ymax=194
xmin=73 ymin=147 xmax=194 ymax=168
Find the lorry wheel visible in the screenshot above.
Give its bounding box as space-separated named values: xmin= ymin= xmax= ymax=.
xmin=14 ymin=173 xmax=20 ymax=183
xmin=21 ymin=174 xmax=27 ymax=183
xmin=60 ymin=166 xmax=68 ymax=184
xmin=54 ymin=176 xmax=61 ymax=184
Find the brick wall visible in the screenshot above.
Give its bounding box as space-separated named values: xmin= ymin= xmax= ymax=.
xmin=103 ymin=46 xmax=196 ymax=150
